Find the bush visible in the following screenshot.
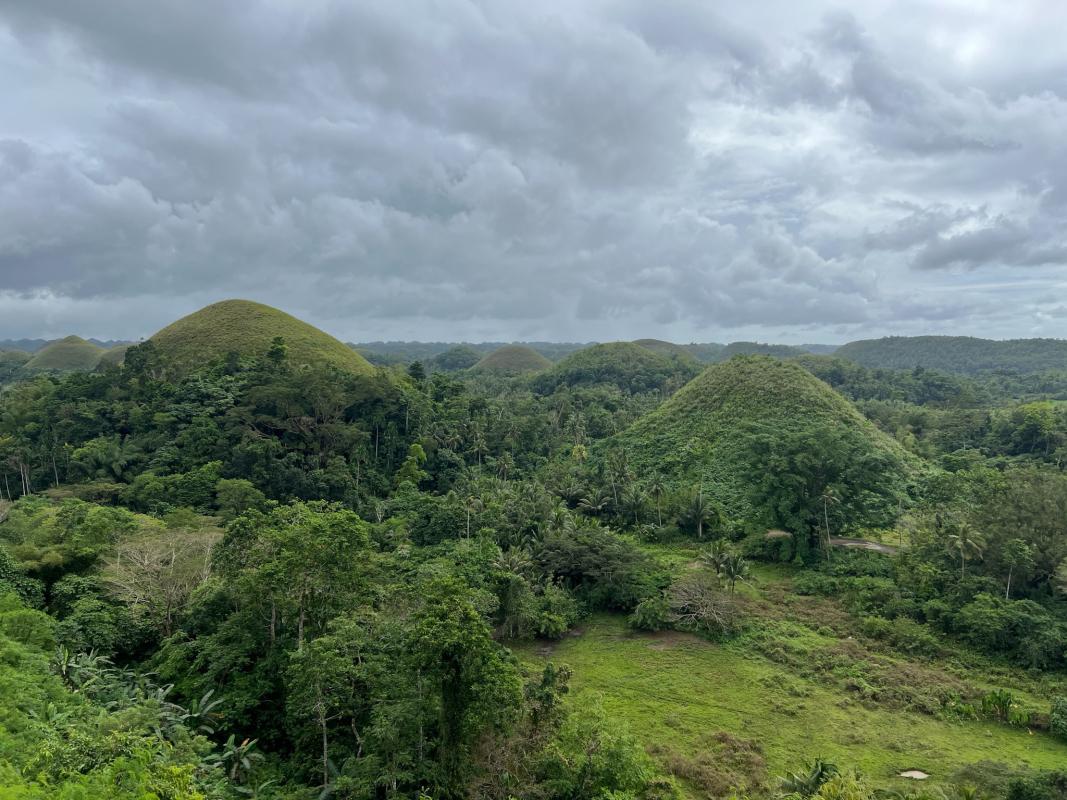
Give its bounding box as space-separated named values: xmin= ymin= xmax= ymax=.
xmin=1051 ymin=697 xmax=1067 ymax=741
xmin=630 ymin=594 xmax=671 ymax=632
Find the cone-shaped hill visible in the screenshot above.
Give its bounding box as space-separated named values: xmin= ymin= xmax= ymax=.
xmin=97 ymin=344 xmax=131 ymax=369
xmin=533 ymin=341 xmax=699 ymax=394
xmin=609 ymin=356 xmax=918 ymax=527
xmin=471 ymin=345 xmax=552 ymax=375
xmin=631 ymin=338 xmax=698 ymax=362
xmin=23 ymin=336 xmax=105 ymax=372
xmin=149 ymin=300 xmax=374 ymax=376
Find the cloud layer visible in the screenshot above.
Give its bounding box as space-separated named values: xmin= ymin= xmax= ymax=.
xmin=1 ymin=0 xmax=1065 ymax=342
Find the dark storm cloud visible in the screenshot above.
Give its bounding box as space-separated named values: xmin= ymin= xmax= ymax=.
xmin=1 ymin=0 xmax=1066 ymax=342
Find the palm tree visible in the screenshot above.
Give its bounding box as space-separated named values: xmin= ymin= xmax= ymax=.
xmin=699 ymin=540 xmax=730 ymax=577
xmin=779 ymin=759 xmax=839 ymax=797
xmin=680 ymin=488 xmax=718 ymax=540
xmin=464 ymin=495 xmax=483 ymax=538
xmin=948 ymin=523 xmax=985 ymax=580
xmin=620 ymin=484 xmax=647 ymax=526
xmin=495 ymin=452 xmax=514 ymax=481
xmin=578 ymin=491 xmax=611 ymax=516
xmin=819 ymin=487 xmax=839 ymax=559
xmin=719 ymin=553 xmax=750 ymax=593
xmin=647 ymin=477 xmax=667 ymax=527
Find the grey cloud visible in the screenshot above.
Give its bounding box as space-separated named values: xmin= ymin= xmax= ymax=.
xmin=1 ymin=1 xmax=1067 ymax=342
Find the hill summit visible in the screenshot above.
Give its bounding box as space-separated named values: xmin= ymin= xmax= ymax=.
xmin=24 ymin=336 xmax=105 ymax=372
xmin=149 ymin=299 xmax=374 ymax=376
xmin=471 ymin=345 xmax=552 ymax=374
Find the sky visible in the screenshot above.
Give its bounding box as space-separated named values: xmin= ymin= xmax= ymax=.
xmin=1 ymin=0 xmax=1066 ymax=344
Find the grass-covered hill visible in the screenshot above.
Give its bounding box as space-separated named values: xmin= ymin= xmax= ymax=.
xmin=533 ymin=341 xmax=700 ymax=394
xmin=632 ymin=338 xmax=698 ymax=362
xmin=609 ymin=356 xmax=915 ymax=525
xmin=471 ymin=344 xmax=553 ymax=375
xmin=836 ymin=335 xmax=1067 ymax=375
xmin=96 ymin=344 xmax=130 ymax=369
xmin=149 ymin=299 xmax=375 ymax=376
xmin=428 ymin=345 xmax=483 ymax=372
xmin=23 ymin=335 xmax=105 ymax=372
xmin=715 ymin=341 xmax=806 ymax=361
xmin=0 ymin=350 xmax=31 ymax=384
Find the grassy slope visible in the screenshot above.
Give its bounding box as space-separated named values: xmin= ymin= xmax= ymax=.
xmin=609 ymin=356 xmax=917 ymax=511
xmin=150 ymin=299 xmax=374 ymax=376
xmin=472 ymin=345 xmax=553 ymax=374
xmin=516 ymin=554 xmax=1067 ymax=799
xmin=23 ymin=336 xmax=104 ymax=371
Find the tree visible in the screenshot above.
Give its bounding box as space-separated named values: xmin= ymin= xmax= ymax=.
xmin=736 ymin=421 xmax=906 ymax=559
xmin=102 ymin=528 xmax=219 ymax=636
xmin=619 ymin=483 xmax=647 ymax=526
xmin=646 ymin=477 xmax=667 ymax=527
xmin=1001 ymin=538 xmax=1034 ymax=599
xmin=947 ymin=522 xmax=985 ymax=580
xmin=718 ymin=552 xmax=750 ymax=593
xmin=678 ymin=488 xmax=720 ymax=540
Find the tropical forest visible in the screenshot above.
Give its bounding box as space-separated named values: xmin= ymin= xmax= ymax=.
xmin=0 ymin=299 xmax=1066 ymax=800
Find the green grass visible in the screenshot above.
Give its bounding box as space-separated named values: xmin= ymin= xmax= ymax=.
xmin=516 ymin=614 xmax=1067 ymax=797
xmin=23 ymin=336 xmax=104 ymax=372
xmin=150 ymin=299 xmax=374 ymax=376
xmin=471 ymin=344 xmax=552 ymax=374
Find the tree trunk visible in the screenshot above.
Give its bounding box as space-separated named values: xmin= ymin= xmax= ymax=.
xmin=1005 ymin=565 xmax=1013 ymax=599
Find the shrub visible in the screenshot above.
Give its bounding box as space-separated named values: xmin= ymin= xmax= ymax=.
xmin=630 ymin=594 xmax=671 ymax=632
xmin=1051 ymin=697 xmax=1067 ymax=741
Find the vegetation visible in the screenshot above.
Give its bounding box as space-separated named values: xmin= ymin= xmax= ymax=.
xmin=533 ymin=341 xmax=699 ymax=395
xmin=836 ymin=336 xmax=1067 ymax=376
xmin=1 ymin=313 xmax=1066 ymax=799
xmin=150 ymin=299 xmax=375 ymax=377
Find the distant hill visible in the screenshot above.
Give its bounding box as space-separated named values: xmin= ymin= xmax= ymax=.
xmin=631 ymin=339 xmax=698 ymax=362
xmin=97 ymin=345 xmax=131 ymax=369
xmin=0 ymin=350 xmax=32 ymax=383
xmin=428 ymin=346 xmax=483 ymax=373
xmin=835 ymin=336 xmax=1067 ymax=375
xmin=532 ymin=341 xmax=699 ymax=394
xmin=351 ymin=341 xmax=590 ymax=364
xmin=610 ymin=356 xmax=914 ymax=520
xmin=715 ymin=341 xmax=806 ymax=361
xmin=150 ymin=299 xmax=375 ymax=376
xmin=23 ymin=336 xmax=105 ymax=372
xmin=471 ymin=345 xmax=553 ymax=375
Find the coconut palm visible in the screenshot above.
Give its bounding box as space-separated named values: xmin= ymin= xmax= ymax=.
xmin=620 ymin=484 xmax=647 ymax=526
xmin=647 ymin=477 xmax=667 ymax=526
xmin=947 ymin=523 xmax=985 ymax=580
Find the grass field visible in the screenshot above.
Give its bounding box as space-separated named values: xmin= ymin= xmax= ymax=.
xmin=515 ymin=556 xmax=1067 ymax=798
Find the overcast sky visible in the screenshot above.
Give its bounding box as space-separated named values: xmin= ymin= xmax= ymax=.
xmin=2 ymin=0 xmax=1066 ymax=344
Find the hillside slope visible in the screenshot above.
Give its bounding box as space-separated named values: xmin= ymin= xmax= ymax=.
xmin=836 ymin=336 xmax=1067 ymax=375
xmin=150 ymin=299 xmax=374 ymax=376
xmin=23 ymin=336 xmax=104 ymax=372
